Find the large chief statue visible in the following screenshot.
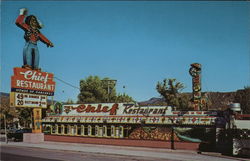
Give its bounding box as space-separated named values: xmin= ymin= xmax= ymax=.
xmin=16 ymin=8 xmax=54 ymax=70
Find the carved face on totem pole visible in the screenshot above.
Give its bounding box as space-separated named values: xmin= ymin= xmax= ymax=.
xmin=189 ymin=63 xmax=201 ymax=77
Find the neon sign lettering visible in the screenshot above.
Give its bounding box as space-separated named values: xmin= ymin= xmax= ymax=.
xmin=20 ymin=70 xmax=49 ymax=84
xmin=64 ymin=103 xmax=119 ymax=115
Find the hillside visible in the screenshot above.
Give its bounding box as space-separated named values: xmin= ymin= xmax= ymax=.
xmin=139 ymin=92 xmax=236 ymax=111
xmin=206 ymin=92 xmax=236 ymax=110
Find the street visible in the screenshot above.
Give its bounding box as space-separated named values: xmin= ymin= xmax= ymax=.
xmin=1 ymin=146 xmax=174 ymax=161
xmin=1 ymin=139 xmax=249 ymax=161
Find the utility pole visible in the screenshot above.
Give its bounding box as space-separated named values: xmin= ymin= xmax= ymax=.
xmin=102 ymin=79 xmax=117 ymax=102
xmin=123 ymin=85 xmax=126 ymax=102
xmin=170 ymin=118 xmax=175 ymax=150
xmin=4 ymin=114 xmax=8 ymax=143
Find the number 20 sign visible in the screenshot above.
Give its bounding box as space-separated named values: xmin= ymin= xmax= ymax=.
xmin=10 ymin=92 xmax=47 ymax=108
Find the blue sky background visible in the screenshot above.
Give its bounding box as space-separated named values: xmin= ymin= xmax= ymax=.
xmin=1 ymin=1 xmax=250 ymax=102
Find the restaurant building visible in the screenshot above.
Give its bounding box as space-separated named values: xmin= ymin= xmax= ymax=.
xmin=42 ymin=103 xmax=218 ymax=141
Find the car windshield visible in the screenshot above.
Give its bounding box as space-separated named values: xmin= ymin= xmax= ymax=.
xmin=16 ymin=130 xmax=22 ymax=133
xmin=12 ymin=129 xmax=32 ymax=133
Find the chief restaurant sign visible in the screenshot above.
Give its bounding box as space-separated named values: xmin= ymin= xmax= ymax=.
xmin=60 ymin=103 xmax=169 ymax=116
xmin=11 ymin=67 xmax=56 ymax=96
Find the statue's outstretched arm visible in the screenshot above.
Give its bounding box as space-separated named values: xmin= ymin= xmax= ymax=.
xmin=39 ymin=33 xmax=54 ymax=47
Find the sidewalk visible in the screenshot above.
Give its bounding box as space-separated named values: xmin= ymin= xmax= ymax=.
xmin=0 ymin=134 xmax=197 ymax=155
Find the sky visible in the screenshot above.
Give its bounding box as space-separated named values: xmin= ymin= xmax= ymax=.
xmin=1 ymin=1 xmax=250 ymax=103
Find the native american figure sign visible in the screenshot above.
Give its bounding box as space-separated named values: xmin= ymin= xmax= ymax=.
xmin=16 ymin=8 xmax=54 ymax=70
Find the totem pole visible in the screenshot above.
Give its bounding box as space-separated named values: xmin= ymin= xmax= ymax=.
xmin=189 ymin=63 xmax=202 ymax=111
xmin=15 ymin=8 xmax=54 ymax=71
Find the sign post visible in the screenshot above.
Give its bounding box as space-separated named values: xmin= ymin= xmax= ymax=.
xmin=33 ymin=108 xmax=42 ymax=133
xmin=11 ymin=8 xmax=55 ymax=142
xmin=10 ymin=67 xmax=56 ymax=141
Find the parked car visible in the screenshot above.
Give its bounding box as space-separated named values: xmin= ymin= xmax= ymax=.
xmin=0 ymin=128 xmax=17 ymax=134
xmin=0 ymin=129 xmax=6 ymax=134
xmin=7 ymin=128 xmax=32 ymax=141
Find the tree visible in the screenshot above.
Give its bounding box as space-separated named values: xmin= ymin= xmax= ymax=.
xmin=116 ymin=93 xmax=135 ymax=103
xmin=78 ymin=76 xmax=109 ymax=103
xmin=0 ymin=94 xmax=32 ymax=128
xmin=178 ymin=94 xmax=192 ymax=110
xmin=0 ymin=95 xmax=17 ymax=128
xmin=78 ymin=75 xmax=134 ymax=103
xmin=17 ymin=108 xmax=32 ymax=128
xmin=65 ymin=99 xmax=74 ymax=104
xmin=156 ymin=78 xmax=190 ymax=110
xmin=234 ymin=86 xmax=250 ymax=114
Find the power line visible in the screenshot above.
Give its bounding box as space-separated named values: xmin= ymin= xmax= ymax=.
xmin=42 ymin=68 xmax=80 ymax=90
xmin=54 ymin=76 xmax=80 ymax=90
